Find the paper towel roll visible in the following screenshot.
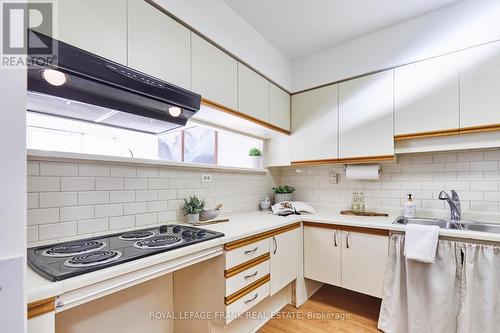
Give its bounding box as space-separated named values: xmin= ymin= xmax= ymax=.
xmin=346 ymin=164 xmax=380 ymax=180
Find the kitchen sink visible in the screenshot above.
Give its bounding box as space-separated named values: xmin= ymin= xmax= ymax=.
xmin=462 ymin=223 xmax=500 ymax=233
xmin=394 ymin=216 xmax=500 ymax=234
xmin=394 ymin=217 xmax=464 ymax=229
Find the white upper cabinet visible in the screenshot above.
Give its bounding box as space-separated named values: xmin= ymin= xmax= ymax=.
xmin=127 ymin=0 xmax=190 ymax=89
xmin=291 ymin=84 xmax=339 ymax=162
xmin=460 ymin=41 xmax=500 ymax=128
xmin=339 ymin=70 xmax=394 ymax=159
xmin=191 ymin=34 xmax=238 ymax=109
xmin=269 ymin=84 xmax=291 ymax=130
xmin=395 ymin=54 xmax=459 ymax=136
xmin=238 ymin=63 xmax=270 ymax=122
xmin=56 ymin=0 xmax=127 ymax=64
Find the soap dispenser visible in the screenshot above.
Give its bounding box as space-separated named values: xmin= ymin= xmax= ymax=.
xmin=404 ymin=194 xmax=416 ymax=218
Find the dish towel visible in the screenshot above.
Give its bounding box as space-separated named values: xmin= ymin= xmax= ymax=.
xmin=403 ymin=223 xmax=439 ymax=263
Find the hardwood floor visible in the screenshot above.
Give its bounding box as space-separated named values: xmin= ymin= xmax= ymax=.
xmin=258 ymin=285 xmax=382 ymax=333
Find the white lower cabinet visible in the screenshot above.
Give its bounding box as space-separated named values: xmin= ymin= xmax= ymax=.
xmin=341 ymin=230 xmax=389 ymax=298
xmin=304 ymin=226 xmax=341 ymax=286
xmin=269 ymin=228 xmax=300 ymax=295
xmin=304 ymin=224 xmax=389 ymax=298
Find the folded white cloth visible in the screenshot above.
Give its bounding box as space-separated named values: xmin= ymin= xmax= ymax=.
xmin=404 ymin=223 xmax=439 ymax=263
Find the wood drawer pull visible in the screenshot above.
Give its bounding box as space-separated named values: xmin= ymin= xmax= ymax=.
xmin=244 ymin=247 xmax=258 ymax=255
xmin=244 ymin=293 xmax=258 ymax=304
xmin=244 ymin=271 xmax=258 ymax=279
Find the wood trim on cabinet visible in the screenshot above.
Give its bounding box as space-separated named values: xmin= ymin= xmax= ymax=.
xmin=303 ymin=221 xmax=389 ymax=236
xmin=224 ymin=253 xmax=270 ymax=278
xmin=291 ymin=155 xmax=395 ymax=166
xmin=394 ymin=124 xmax=500 ymax=141
xmin=28 ymin=297 xmax=55 ymax=319
xmin=291 ymin=158 xmax=339 ymax=166
xmin=459 ymin=123 xmax=500 ymax=135
xmin=201 ymin=98 xmax=291 ymax=135
xmin=336 ymin=155 xmax=395 ymax=164
xmin=224 ymin=222 xmax=301 ymax=251
xmin=341 ymin=225 xmax=390 ymax=236
xmin=394 ymin=128 xmax=460 ymax=141
xmin=224 ymin=274 xmax=270 ymax=305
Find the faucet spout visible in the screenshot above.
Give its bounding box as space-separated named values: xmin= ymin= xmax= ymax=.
xmin=439 ymin=190 xmax=461 ymax=221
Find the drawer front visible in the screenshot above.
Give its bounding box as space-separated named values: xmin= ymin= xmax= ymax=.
xmin=225 ymin=238 xmax=269 ymax=269
xmin=225 ymin=282 xmax=270 ymax=324
xmin=226 ymin=260 xmax=269 ymax=296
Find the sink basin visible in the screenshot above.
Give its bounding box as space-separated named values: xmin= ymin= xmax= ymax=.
xmin=394 ymin=217 xmax=464 ymax=229
xmin=394 ymin=216 xmax=500 ymax=234
xmin=462 ymin=223 xmax=500 ymax=233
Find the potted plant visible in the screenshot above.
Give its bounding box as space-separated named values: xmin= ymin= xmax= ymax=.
xmin=272 ymin=185 xmax=296 ymax=203
xmin=183 ymin=195 xmax=205 ymax=223
xmin=249 ymin=147 xmax=262 ymax=169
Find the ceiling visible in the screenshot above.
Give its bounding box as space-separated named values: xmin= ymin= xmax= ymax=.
xmin=223 ymin=0 xmax=462 ymax=60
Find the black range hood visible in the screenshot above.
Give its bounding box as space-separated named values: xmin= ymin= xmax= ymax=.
xmin=27 ymin=31 xmax=201 ymax=134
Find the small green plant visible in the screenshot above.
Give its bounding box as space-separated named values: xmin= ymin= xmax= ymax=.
xmin=272 ymin=185 xmax=296 ymax=194
xmin=249 ymin=147 xmax=262 ymax=156
xmin=183 ymin=195 xmax=205 ymax=215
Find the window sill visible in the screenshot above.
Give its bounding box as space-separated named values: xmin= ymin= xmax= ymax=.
xmin=27 ymin=149 xmax=269 ymax=174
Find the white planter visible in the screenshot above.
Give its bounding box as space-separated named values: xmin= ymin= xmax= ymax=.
xmin=186 ymin=213 xmax=199 ymax=224
xmin=250 ymin=156 xmax=262 ymax=169
xmin=275 ymin=193 xmax=293 ymax=203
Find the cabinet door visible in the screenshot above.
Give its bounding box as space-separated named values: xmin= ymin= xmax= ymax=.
xmin=460 ymin=41 xmax=500 ymax=128
xmin=339 ymin=70 xmax=394 ymax=159
xmin=291 ymin=84 xmax=338 ymax=162
xmin=270 ymin=228 xmax=300 ymax=296
xmin=191 ymin=34 xmax=238 ymax=109
xmin=127 ymin=0 xmax=190 ymax=89
xmin=395 ymin=54 xmax=459 ymax=136
xmin=56 ymin=0 xmax=127 ymax=64
xmin=270 ymin=84 xmax=291 ymax=130
xmin=264 ymin=136 xmax=291 ymax=167
xmin=303 ymin=226 xmax=341 ymax=286
xmin=238 ymin=63 xmax=270 ymax=122
xmin=341 ymin=231 xmax=388 ymax=298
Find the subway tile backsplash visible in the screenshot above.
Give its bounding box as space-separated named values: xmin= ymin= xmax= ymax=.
xmin=280 ymin=148 xmax=500 ymax=215
xmin=27 ymin=158 xmax=277 ymax=246
xmin=27 ymin=148 xmax=500 ymax=246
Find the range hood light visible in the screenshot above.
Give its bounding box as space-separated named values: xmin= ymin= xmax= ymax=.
xmin=42 ymin=69 xmax=68 ymax=86
xmin=168 ymin=106 xmax=182 ymax=117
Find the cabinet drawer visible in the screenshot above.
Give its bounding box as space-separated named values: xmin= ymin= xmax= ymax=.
xmin=225 ymin=238 xmax=269 ymax=269
xmin=225 ymin=281 xmax=270 ymax=324
xmin=226 ymin=260 xmax=269 ymax=296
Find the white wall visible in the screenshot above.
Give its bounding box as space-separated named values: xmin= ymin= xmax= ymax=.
xmin=293 ymin=0 xmax=500 ymax=92
xmin=0 ymin=68 xmax=26 ymax=331
xmin=282 ymin=148 xmax=500 ymax=215
xmin=153 ymin=0 xmax=292 ymax=91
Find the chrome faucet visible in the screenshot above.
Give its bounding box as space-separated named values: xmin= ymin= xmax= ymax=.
xmin=439 ymin=190 xmax=461 ymax=221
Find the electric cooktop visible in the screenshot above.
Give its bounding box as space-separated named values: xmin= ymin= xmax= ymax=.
xmin=27 ymin=224 xmax=224 ymax=281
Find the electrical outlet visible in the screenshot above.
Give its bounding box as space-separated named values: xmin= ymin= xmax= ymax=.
xmin=329 ymin=172 xmax=338 ymax=184
xmin=201 ymin=174 xmax=212 ymax=183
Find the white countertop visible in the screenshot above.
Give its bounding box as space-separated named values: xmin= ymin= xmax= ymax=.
xmin=26 ymin=206 xmax=500 ymax=304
